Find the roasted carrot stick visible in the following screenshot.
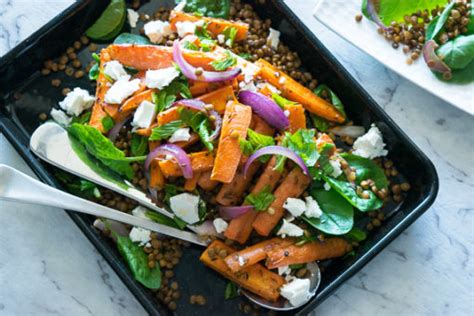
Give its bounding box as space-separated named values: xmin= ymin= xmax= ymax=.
xmin=256 ymin=59 xmax=345 ymax=123
xmin=285 ymin=103 xmax=306 ymax=133
xmin=224 ymin=156 xmax=283 ymax=244
xmin=119 ymin=89 xmax=153 ymax=114
xmin=157 ymin=108 xmax=181 ymax=126
xmin=184 ymin=172 xmax=200 ymax=191
xmin=266 ymin=238 xmax=352 ymax=269
xmin=200 ymin=240 xmax=285 ymax=302
xmin=252 ymin=167 xmax=310 ymax=236
xmin=173 ymin=133 xmax=200 ymax=149
xmin=170 ymin=11 xmax=249 ymax=42
xmin=211 ymin=101 xmax=252 ymax=183
xmin=189 ymin=79 xmax=237 ymax=97
xmin=159 ymin=151 xmax=215 ymax=178
xmin=224 ymin=238 xmax=294 ymax=273
xmin=148 ymin=140 xmax=161 ymax=152
xmin=149 ymin=159 xmax=165 ymax=190
xmin=89 ymin=103 xmax=108 ymax=133
xmin=89 ymin=48 xmax=111 ymax=132
xmin=197 ymin=85 xmax=237 ymax=114
xmin=197 ymin=171 xmax=220 ymax=191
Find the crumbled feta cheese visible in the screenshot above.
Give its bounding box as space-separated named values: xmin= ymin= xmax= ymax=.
xmin=144 ymin=20 xmax=172 ymax=43
xmin=304 ymin=196 xmax=323 ymax=219
xmin=238 ymin=256 xmax=246 ymax=266
xmin=280 ymin=278 xmax=312 ymax=307
xmin=175 ymin=21 xmax=196 ymax=38
xmin=284 ymin=110 xmax=290 ymax=117
xmin=59 ymin=87 xmax=94 ymax=116
xmin=352 ymin=124 xmax=388 ymax=159
xmin=131 ymin=206 xmax=149 ymax=219
xmin=127 ymin=9 xmax=139 ymax=28
xmin=50 ymin=108 xmax=72 ymax=126
xmin=324 ymin=182 xmax=331 ymax=191
xmin=103 ymin=60 xmax=127 ymax=81
xmin=169 ymin=127 xmax=191 ymax=143
xmin=267 ymin=28 xmax=280 ymax=50
xmin=104 ymin=76 xmax=141 ymax=104
xmin=174 ymin=0 xmax=186 ymax=12
xmin=217 ymin=34 xmax=225 ymax=44
xmin=256 ymin=82 xmax=280 ymax=94
xmin=213 ymin=218 xmax=228 ymax=234
xmin=277 ymin=219 xmax=304 ymax=237
xmin=169 ymin=193 xmax=200 ymax=224
xmin=283 ymin=198 xmax=306 ymax=217
xmin=278 ymin=76 xmax=286 ymax=84
xmin=144 ymin=67 xmax=180 ymax=90
xmin=225 ymin=39 xmax=232 ymax=47
xmin=278 ymin=266 xmax=291 ymax=276
xmin=129 ymin=227 xmax=151 ymax=246
xmin=239 ymin=80 xmax=257 ymax=92
xmin=329 ymin=159 xmax=343 ymax=178
xmin=194 ymin=20 xmax=205 ymax=27
xmin=132 ymin=100 xmax=157 ymax=129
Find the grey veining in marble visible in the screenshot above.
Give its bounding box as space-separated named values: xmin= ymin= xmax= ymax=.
xmin=1 ymin=1 xmax=473 ymax=315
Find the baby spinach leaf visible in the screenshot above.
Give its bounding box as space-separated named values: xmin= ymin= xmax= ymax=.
xmin=426 ymin=1 xmax=455 ymax=41
xmin=314 ymin=84 xmax=346 ymax=119
xmin=437 ymin=35 xmax=474 ymax=70
xmin=116 ymin=235 xmax=161 ymax=289
xmin=467 ymin=6 xmax=474 ymax=35
xmin=244 ymin=185 xmax=275 ymax=211
xmin=345 ymin=227 xmax=367 ymax=242
xmin=85 ymin=0 xmax=126 ymax=41
xmin=318 ymin=143 xmax=335 ymax=176
xmin=68 ymin=123 xmax=135 ymax=179
xmin=130 ymin=134 xmax=148 ymax=156
xmin=101 ymin=115 xmax=115 ymax=133
xmin=149 ymin=120 xmax=184 ymax=141
xmin=54 ymin=170 xmax=101 ymax=199
xmin=224 ymin=282 xmax=239 ymax=300
xmin=341 ymin=153 xmax=388 ymax=190
xmin=311 ymin=115 xmax=330 ymax=132
xmin=323 ymin=176 xmax=383 ymax=212
xmin=145 ymin=211 xmax=181 ymax=229
xmin=114 ymin=33 xmax=151 ymax=45
xmin=177 ymin=0 xmax=231 ymax=19
xmin=71 ymin=111 xmax=92 ymax=125
xmin=303 ymin=188 xmax=354 ymax=235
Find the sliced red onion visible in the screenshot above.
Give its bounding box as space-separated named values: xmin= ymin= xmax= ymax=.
xmin=238 ymin=91 xmax=289 ymax=130
xmin=107 ymin=116 xmax=131 ymax=142
xmin=144 ymin=144 xmax=193 ymax=179
xmin=219 ymin=205 xmax=254 ymax=220
xmin=244 ymin=145 xmax=309 ymax=177
xmin=366 ymin=0 xmax=389 ymax=31
xmin=172 ymin=40 xmax=241 ymax=82
xmin=172 ymin=99 xmax=222 ymax=141
xmin=423 ymin=40 xmax=452 ymax=80
xmin=328 ymin=125 xmax=365 ymax=138
xmin=192 ymin=220 xmax=219 ymax=236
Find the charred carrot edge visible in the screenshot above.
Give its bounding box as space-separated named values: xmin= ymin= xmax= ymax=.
xmin=285 ymin=103 xmax=306 ymax=133
xmin=159 ymin=151 xmax=215 ymax=178
xmin=197 ymin=171 xmax=220 ymax=191
xmin=89 ymin=48 xmax=111 ymax=132
xmin=224 ymin=238 xmax=294 ymax=273
xmin=256 ymin=59 xmax=345 ymax=123
xmin=200 ymin=240 xmax=285 ymax=302
xmin=266 ymin=238 xmax=352 ymax=269
xmin=119 ymin=89 xmax=154 ymax=114
xmin=149 ymin=159 xmax=165 ymax=190
xmin=197 ymin=85 xmax=237 ymax=114
xmin=170 ymin=11 xmax=249 ymax=41
xmin=211 ymin=101 xmax=252 ymax=183
xmin=252 ymin=167 xmax=311 ymax=236
xmin=184 ymin=172 xmax=201 ymax=191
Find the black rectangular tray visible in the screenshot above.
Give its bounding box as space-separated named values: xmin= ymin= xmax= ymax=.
xmin=0 ymin=1 xmax=439 ymax=315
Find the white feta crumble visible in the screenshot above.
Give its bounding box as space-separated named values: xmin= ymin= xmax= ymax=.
xmin=329 ymin=158 xmax=343 ymax=178
xmin=144 ymin=67 xmax=180 ymax=90
xmin=283 ymin=198 xmax=306 ymax=217
xmin=280 ymin=278 xmax=312 ymax=307
xmin=194 ymin=20 xmax=205 ymax=28
xmin=127 ymin=9 xmax=139 ymax=28
xmin=352 ymin=124 xmax=388 ymax=159
xmin=213 ymin=218 xmax=228 ymax=234
xmin=50 ymin=108 xmax=71 ymax=126
xmin=278 ymin=266 xmax=291 ymax=276
xmin=104 ymin=75 xmax=141 ymax=104
xmin=256 ymin=82 xmax=280 ymax=94
xmin=59 ymin=87 xmax=94 ymax=116
xmin=131 ymin=205 xmax=149 ymax=219
xmin=132 ymin=100 xmax=157 ymax=129
xmin=169 ymin=193 xmax=200 ymax=224
xmin=304 ymin=196 xmax=323 ymax=219
xmin=267 ymin=28 xmax=280 ymax=50
xmin=284 ymin=110 xmax=290 ymax=117
xmin=277 ymin=219 xmax=304 ymax=237
xmin=324 ymin=182 xmax=331 ymax=191
xmin=175 ymin=21 xmax=196 ymax=38
xmin=238 ymin=80 xmax=257 ymax=92
xmin=144 ymin=20 xmax=172 ymax=43
xmin=129 ymin=227 xmax=151 ymax=246
xmin=217 ymin=34 xmax=225 ymax=44
xmin=278 ymin=76 xmax=286 ymax=84
xmin=103 ymin=60 xmax=127 ymax=81
xmin=225 ymin=39 xmax=232 ymax=47
xmin=174 ymin=0 xmax=186 ymax=12
xmin=238 ymin=256 xmax=246 ymax=266
xmin=169 ymin=127 xmax=191 ymax=143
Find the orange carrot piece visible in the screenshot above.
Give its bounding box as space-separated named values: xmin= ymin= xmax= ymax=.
xmin=184 ymin=172 xmax=200 ymax=191
xmin=197 ymin=171 xmax=220 ymax=191
xmin=89 ymin=103 xmax=108 ymax=133
xmin=197 ymin=85 xmax=237 ymax=114
xmin=148 ymin=140 xmax=161 ymax=151
xmin=189 ymin=79 xmax=236 ymax=97
xmin=149 ymin=159 xmax=165 ymax=190
xmin=200 ymin=240 xmax=285 ymax=302
xmin=89 ymin=49 xmax=112 ymax=132
xmin=224 ymin=156 xmax=283 ymax=244
xmin=224 ymin=238 xmax=294 ymax=273
xmin=173 ymin=133 xmax=200 ymax=149
xmin=119 ymin=89 xmax=154 ymax=114
xmin=159 ymin=151 xmax=215 ymax=177
xmin=157 ymin=107 xmax=181 ymax=126
xmin=252 ymin=168 xmax=310 ymax=236
xmin=211 ymin=101 xmax=252 ymax=183
xmin=256 ymin=59 xmax=345 ymax=123
xmin=285 ymin=103 xmax=306 ymax=132
xmin=170 ymin=11 xmax=248 ymax=41
xmin=266 ymin=238 xmax=352 ymax=269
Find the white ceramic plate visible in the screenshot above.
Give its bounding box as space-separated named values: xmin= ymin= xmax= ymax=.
xmin=313 ymin=0 xmax=473 ymax=115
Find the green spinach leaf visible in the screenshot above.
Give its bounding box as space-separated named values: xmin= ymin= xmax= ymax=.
xmin=303 ymin=188 xmax=354 ymax=235
xmin=437 ymin=35 xmax=474 ymax=70
xmin=54 ymin=171 xmax=101 ymax=199
xmin=345 ymin=227 xmax=367 ymax=242
xmin=314 ymin=84 xmax=346 ymax=119
xmin=426 ymin=1 xmax=455 ymax=41
xmin=145 ymin=211 xmax=181 ymax=229
xmin=114 ymin=33 xmax=151 ymax=45
xmin=224 ymin=282 xmax=239 ymax=300
xmin=149 ymin=120 xmax=184 ymax=141
xmin=341 ymin=153 xmax=388 ymax=190
xmin=283 ymin=129 xmax=319 ymax=167
xmin=176 ymin=0 xmax=231 ymax=19
xmin=101 ymin=115 xmax=115 ymax=133
xmin=71 ymin=111 xmax=92 ymax=125
xmin=130 ymin=134 xmax=148 ymax=156
xmin=116 ymin=235 xmax=161 ymax=289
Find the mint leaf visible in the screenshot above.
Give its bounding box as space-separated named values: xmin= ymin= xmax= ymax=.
xmin=244 ymin=185 xmax=275 ymax=211
xmin=130 ymin=134 xmax=148 ymax=156
xmin=149 ymin=120 xmax=183 ymax=141
xmin=210 ymin=51 xmax=237 ymax=71
xmin=222 ymin=26 xmax=238 ymax=47
xmin=179 ymin=108 xmax=214 ymax=151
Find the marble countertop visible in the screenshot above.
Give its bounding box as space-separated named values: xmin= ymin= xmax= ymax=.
xmin=0 ymin=1 xmax=472 ymax=315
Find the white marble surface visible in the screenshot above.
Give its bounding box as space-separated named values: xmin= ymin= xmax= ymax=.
xmin=0 ymin=1 xmax=473 ymax=315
